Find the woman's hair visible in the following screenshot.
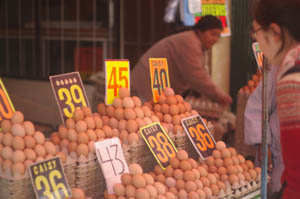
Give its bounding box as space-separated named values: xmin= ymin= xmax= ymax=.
xmin=253 ymin=0 xmax=300 ymax=52
xmin=193 ymin=15 xmax=223 ymax=32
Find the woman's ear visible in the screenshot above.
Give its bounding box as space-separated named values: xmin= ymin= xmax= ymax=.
xmin=269 ymin=23 xmax=282 ymax=42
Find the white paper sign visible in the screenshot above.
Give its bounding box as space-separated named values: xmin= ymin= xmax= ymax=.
xmin=94 ymin=138 xmax=129 ymax=194
xmin=188 ymin=0 xmax=202 ymax=14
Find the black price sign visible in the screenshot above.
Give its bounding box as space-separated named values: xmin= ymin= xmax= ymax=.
xmin=181 ymin=115 xmax=216 ymax=160
xmin=0 ymin=78 xmax=15 ymax=123
xmin=140 ymin=122 xmax=177 ymax=169
xmin=50 ymin=72 xmax=90 ymax=124
xmin=29 ymin=157 xmax=71 ymax=199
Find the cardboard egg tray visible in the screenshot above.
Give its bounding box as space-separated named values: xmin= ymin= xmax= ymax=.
xmin=75 ymin=157 xmax=105 ymax=199
xmin=235 ymin=92 xmax=257 ymax=158
xmin=231 ymin=179 xmax=261 ymax=198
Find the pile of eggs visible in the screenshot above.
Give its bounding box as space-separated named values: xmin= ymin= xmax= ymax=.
xmin=68 ymin=187 xmax=88 ymax=199
xmin=50 ymin=106 xmax=107 ymax=158
xmin=144 ymin=88 xmax=199 ymax=135
xmin=97 ymin=88 xmax=160 ymax=145
xmin=148 ymin=149 xmax=228 ymax=199
xmin=239 ymin=69 xmax=261 ymax=95
xmin=204 ymin=141 xmax=261 ymax=189
xmin=105 ymin=163 xmax=176 ymax=199
xmin=0 ymin=111 xmax=63 ymax=177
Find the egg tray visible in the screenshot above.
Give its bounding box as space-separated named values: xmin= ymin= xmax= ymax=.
xmin=234 ymin=92 xmax=257 ymax=158
xmin=231 ymin=179 xmax=261 ymax=198
xmin=75 ymin=157 xmax=105 ymax=199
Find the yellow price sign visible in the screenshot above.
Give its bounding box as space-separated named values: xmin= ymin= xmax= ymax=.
xmin=29 ymin=157 xmax=71 ymax=199
xmin=0 ymin=78 xmax=15 ymax=123
xmin=181 ymin=115 xmax=216 ymax=160
xmin=140 ymin=122 xmax=177 ymax=169
xmin=105 ymin=59 xmax=130 ymax=105
xmin=50 ymin=72 xmax=90 ymax=124
xmin=149 ymin=58 xmax=171 ymax=103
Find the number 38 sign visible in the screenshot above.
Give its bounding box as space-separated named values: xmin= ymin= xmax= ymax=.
xmin=29 ymin=157 xmax=71 ymax=199
xmin=181 ymin=115 xmax=216 ymax=160
xmin=140 ymin=122 xmax=177 ymax=169
xmin=50 ymin=72 xmax=90 ymax=124
xmin=0 ymin=78 xmax=15 ymax=122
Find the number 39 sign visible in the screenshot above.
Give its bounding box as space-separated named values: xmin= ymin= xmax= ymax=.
xmin=50 ymin=72 xmax=90 ymax=124
xmin=181 ymin=115 xmax=216 ymax=160
xmin=0 ymin=78 xmax=15 ymax=122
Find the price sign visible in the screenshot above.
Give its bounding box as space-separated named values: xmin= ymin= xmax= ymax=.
xmin=0 ymin=78 xmax=15 ymax=123
xmin=49 ymin=72 xmax=90 ymax=124
xmin=105 ymin=59 xmax=130 ymax=105
xmin=252 ymin=42 xmax=264 ymax=71
xmin=29 ymin=157 xmax=71 ymax=199
xmin=95 ymin=138 xmax=129 ymax=194
xmin=149 ymin=58 xmax=171 ymax=102
xmin=140 ymin=122 xmax=177 ymax=169
xmin=181 ymin=115 xmax=216 ymax=160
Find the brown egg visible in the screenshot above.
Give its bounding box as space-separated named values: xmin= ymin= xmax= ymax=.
xmin=156 ymin=174 xmax=166 ymax=184
xmin=71 ymin=188 xmax=86 ymax=199
xmin=12 ymin=162 xmax=25 ymax=176
xmin=58 ymin=125 xmax=68 ymax=139
xmin=180 ymin=160 xmax=192 ymax=171
xmin=23 ymin=121 xmax=35 ymax=135
xmin=229 ymin=174 xmax=239 ymax=185
xmin=170 ymin=157 xmax=180 ymax=169
xmin=243 ymin=171 xmax=251 ymax=181
xmin=129 ymin=163 xmax=143 ymax=175
xmin=119 ymin=130 xmax=128 ymax=144
xmin=95 ymin=129 xmax=105 ymax=139
xmin=218 ymin=166 xmax=227 ymax=175
xmin=2 ymin=146 xmax=13 ymax=160
xmin=231 ymin=156 xmax=240 ymax=165
xmin=3 ymin=133 xmax=13 ymax=146
xmin=237 ymin=154 xmax=246 ymax=164
xmin=224 ymin=157 xmax=234 ymax=167
xmin=2 ymin=159 xmax=13 ymax=170
xmin=198 ymin=166 xmax=208 ymax=177
xmin=115 ymin=107 xmax=124 ymax=120
xmin=88 ymin=141 xmax=95 ymax=153
xmin=60 ymin=139 xmax=70 ymax=149
xmin=210 ymin=184 xmax=219 ymax=196
xmin=123 ymin=97 xmax=135 ymax=108
xmin=246 ymin=160 xmax=254 ymax=169
xmin=126 ymin=120 xmax=138 ymax=133
xmin=154 ymin=165 xmax=164 ymax=175
xmin=183 ymin=170 xmax=196 ymax=181
xmin=154 ymin=104 xmax=161 ymax=113
xmin=169 ymin=104 xmax=179 ymax=116
xmin=215 ymin=158 xmax=223 ymax=167
xmin=97 ymin=103 xmax=106 ymax=116
xmin=161 ymin=104 xmax=170 ymax=114
xmin=208 ymin=165 xmax=218 ymax=173
xmin=118 ymin=120 xmax=127 ymax=131
xmin=132 ymin=174 xmax=146 ymax=188
xmin=200 ymin=176 xmax=211 ymax=187
xmin=1 ymin=120 xmax=11 ymax=133
xmin=103 ymin=125 xmax=113 ymax=138
xmin=121 ymin=173 xmax=132 ymax=186
xmin=24 ymin=160 xmax=34 ymax=168
xmin=188 ymin=158 xmax=198 ymax=169
xmin=35 ymin=144 xmax=46 ymax=157
xmin=67 ymin=129 xmax=77 ymax=142
xmin=144 ymin=101 xmax=153 ymax=109
xmin=12 ymin=150 xmax=26 ymax=163
xmin=85 ymin=116 xmax=96 ymax=129
xmin=150 ymin=115 xmax=160 ymax=122
xmin=11 ymin=123 xmax=26 ymax=137
xmin=135 ymin=107 xmax=144 ymax=119
xmin=75 ymin=120 xmax=88 ymax=132
xmin=237 ymin=173 xmax=245 ymax=181
xmin=166 ymin=96 xmax=177 ymax=105
xmin=177 ymin=103 xmax=186 ymax=114
xmin=132 ymin=96 xmax=142 ymax=107
xmin=172 ymin=115 xmax=181 ymax=125
xmin=173 ymin=169 xmax=183 ymax=180
xmin=183 ymin=102 xmax=192 ymax=112
xmin=108 ymin=118 xmax=119 ymax=129
xmin=36 ymin=156 xmax=45 ymax=162
xmin=125 ymin=184 xmax=136 ymax=198
xmin=50 ymin=132 xmax=61 ymax=145
xmin=158 ymin=95 xmax=167 ymax=104
xmin=154 ymin=182 xmax=166 ymax=195
xmin=73 ymin=108 xmax=85 ymax=121
xmin=113 ymin=98 xmax=123 ymax=108
xmin=215 ymin=141 xmax=226 ymax=150
xmin=249 ymin=169 xmax=258 ymax=180
xmin=155 ymin=112 xmax=164 ymax=121
xmin=227 ymin=165 xmax=238 ymax=175
xmin=68 ymin=141 xmax=77 ymax=152
xmin=105 ymin=106 xmax=115 ymax=118
xmin=24 ymin=148 xmax=37 ymax=161
xmin=128 ymin=133 xmax=139 ymax=145
xmin=146 ymin=184 xmax=158 ymax=198
xmin=228 ymin=147 xmax=237 ymax=156
xmin=33 ymin=131 xmax=45 ymax=144
xmin=12 ymin=136 xmax=25 ymax=150
xmin=173 ymin=125 xmax=183 ymax=135
xmin=81 ymin=106 xmax=92 ymax=117
xmin=94 ymin=115 xmax=103 ymax=129
xmin=113 ymin=183 xmax=126 ymax=197
xmin=142 ymin=106 xmax=152 ymax=117
xmin=221 ymin=148 xmax=231 ymax=159
xmin=206 ymin=156 xmax=215 ymax=166
xmin=87 ymin=129 xmax=97 ymax=141
xmin=124 ymin=108 xmax=137 ymax=120
xmin=177 ymin=150 xmax=188 ymax=160
xmin=217 ymin=180 xmax=226 ymax=191
xmin=119 ymin=87 xmax=130 ymax=98
xmin=77 ymin=132 xmax=89 ymax=144
xmin=11 ymin=111 xmax=24 ymax=124
xmin=76 ymin=144 xmax=89 ymax=157
xmin=163 ymin=114 xmax=172 ymax=123
xmin=44 ymin=141 xmax=56 ymax=155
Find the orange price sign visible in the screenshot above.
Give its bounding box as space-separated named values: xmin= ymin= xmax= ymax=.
xmin=105 ymin=59 xmax=130 ymax=105
xmin=181 ymin=115 xmax=216 ymax=160
xmin=140 ymin=122 xmax=177 ymax=169
xmin=252 ymin=42 xmax=264 ymax=71
xmin=149 ymin=58 xmax=171 ymax=102
xmin=0 ymin=78 xmax=15 ymax=123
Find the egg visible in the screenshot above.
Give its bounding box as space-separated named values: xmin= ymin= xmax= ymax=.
xmin=115 ymin=107 xmax=124 ymax=120
xmin=76 ymin=144 xmax=89 ymax=157
xmin=161 ymin=104 xmax=169 ymax=114
xmin=118 ymin=120 xmax=127 ymax=131
xmin=178 ymin=189 xmax=188 ymax=199
xmin=11 ymin=123 xmax=26 ymax=137
xmin=156 ymin=174 xmax=166 ymax=184
xmin=11 ymin=111 xmax=24 ymax=124
xmin=218 ymin=166 xmax=227 ymax=175
xmin=142 ymin=106 xmax=152 ymax=117
xmin=103 ymin=125 xmax=113 ymax=138
xmin=228 ymin=147 xmax=237 ymax=156
xmin=12 ymin=162 xmax=25 ymax=176
xmin=24 ymin=148 xmax=37 ymax=161
xmin=113 ymin=183 xmax=126 ymax=196
xmin=35 ymin=144 xmax=46 ymax=157
xmin=183 ymin=170 xmax=196 ymax=181
xmin=2 ymin=146 xmax=13 ymax=160
xmin=45 ymin=141 xmax=56 ymax=155
xmin=119 ymin=87 xmax=130 ymax=98
xmin=67 ymin=129 xmax=77 ymax=142
xmin=166 ymin=96 xmax=177 ymax=105
xmin=177 ymin=103 xmax=186 ymax=114
xmin=134 ymin=107 xmax=144 ymax=119
xmin=154 ymin=182 xmax=166 ymax=195
xmin=95 ymin=129 xmax=105 ymax=139
xmin=132 ymin=174 xmax=146 ymax=188
xmin=12 ymin=150 xmax=26 ymax=163
xmin=170 ymin=157 xmax=180 ymax=168
xmin=132 ymin=96 xmax=142 ymax=107
xmin=77 ymin=132 xmax=89 ymax=144
xmin=85 ymin=116 xmax=96 ymax=129
xmin=68 ymin=141 xmax=77 ymax=152
xmin=113 ymin=98 xmax=123 ymax=108
xmin=2 ymin=159 xmax=13 ymax=170
xmin=183 ymin=102 xmax=192 ymax=112
xmin=246 ymin=160 xmax=254 ymax=169
xmin=36 ymin=156 xmax=45 ymax=162
xmin=86 ymin=129 xmax=97 ymax=141
xmin=216 ymin=141 xmax=226 ymax=150
xmin=1 ymin=120 xmax=11 ymax=133
xmin=75 ymin=120 xmax=88 ymax=132
xmin=237 ymin=154 xmax=246 ymax=163
xmin=97 ymin=103 xmax=107 ymax=116
xmin=12 ymin=136 xmax=25 ymax=150
xmin=94 ymin=115 xmax=103 ymax=129
xmin=215 ymin=158 xmax=223 ymax=167
xmin=106 ymin=106 xmax=115 ymax=118
xmin=3 ymin=133 xmax=13 ymax=146
xmin=71 ymin=188 xmax=86 ymax=199
xmin=73 ymin=108 xmax=85 ymax=121
xmin=146 ymin=184 xmax=158 ymax=198
xmin=60 ymin=139 xmax=70 ymax=149
xmin=129 ymin=163 xmax=143 ymax=175
xmin=208 ymin=165 xmax=218 ymax=173
xmin=154 ymin=104 xmax=161 ymax=113
xmin=227 ymin=165 xmax=238 ymax=175
xmin=229 ymin=174 xmax=239 ymax=185
xmin=224 ymin=157 xmax=234 ymax=167
xmin=123 ymin=97 xmax=135 ymax=108
xmin=173 ymin=125 xmax=183 ymax=135
xmin=128 ymin=133 xmax=139 ymax=145
xmin=24 ymin=160 xmax=34 ymax=168
xmin=206 ymin=156 xmax=215 ymax=166
xmin=124 ymin=108 xmax=137 ymax=120
xmin=197 ymin=166 xmax=208 ymax=177
xmin=22 ymin=121 xmax=35 ymax=135
xmin=108 ymin=118 xmax=118 ymax=129
xmin=143 ymin=173 xmax=154 ymax=184
xmin=125 ymin=184 xmax=136 ymax=197
xmin=127 ymin=120 xmax=138 ymax=133
xmin=185 ymin=181 xmax=197 ymax=192
xmin=33 ymin=131 xmax=45 ymax=144
xmin=135 ymin=188 xmax=150 ymax=199
xmin=58 ymin=125 xmax=68 ymax=139
xmin=177 ymin=150 xmax=188 ymax=160
xmin=221 ymin=148 xmax=231 ymax=158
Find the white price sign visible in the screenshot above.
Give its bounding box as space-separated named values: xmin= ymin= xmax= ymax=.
xmin=94 ymin=138 xmax=129 ymax=194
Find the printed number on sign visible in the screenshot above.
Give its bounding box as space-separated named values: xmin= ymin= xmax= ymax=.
xmin=35 ymin=170 xmax=69 ymax=199
xmin=148 ymin=132 xmax=176 ymax=163
xmin=153 ymin=68 xmax=169 ymax=95
xmin=58 ymin=85 xmax=87 ymax=118
xmin=0 ymin=87 xmax=13 ymax=121
xmin=108 ymin=67 xmax=129 ymax=97
xmin=188 ymin=124 xmax=214 ymax=151
xmin=98 ymin=144 xmax=125 ymax=176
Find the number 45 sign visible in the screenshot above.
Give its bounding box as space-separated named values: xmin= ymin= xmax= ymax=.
xmin=181 ymin=115 xmax=216 ymax=160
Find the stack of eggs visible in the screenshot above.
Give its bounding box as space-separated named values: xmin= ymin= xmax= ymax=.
xmin=204 ymin=141 xmax=261 ymax=190
xmin=105 ymin=163 xmax=176 ymax=199
xmin=96 ymin=88 xmax=160 ymax=146
xmin=148 ymin=149 xmax=229 ymax=199
xmin=239 ymin=69 xmax=262 ymax=95
xmin=144 ymin=88 xmax=198 ymax=136
xmin=0 ymin=111 xmax=62 ymax=177
xmin=50 ymin=106 xmax=104 ymax=159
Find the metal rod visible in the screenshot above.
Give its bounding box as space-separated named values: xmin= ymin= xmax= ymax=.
xmin=35 ymin=0 xmax=40 ymax=77
xmin=120 ymin=0 xmax=124 ymax=59
xmin=261 ymin=56 xmax=269 ymax=199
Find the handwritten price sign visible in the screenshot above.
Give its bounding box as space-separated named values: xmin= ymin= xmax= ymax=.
xmin=105 ymin=59 xmax=130 ymax=105
xmin=149 ymin=58 xmax=171 ymax=103
xmin=29 ymin=157 xmax=71 ymax=199
xmin=140 ymin=122 xmax=177 ymax=169
xmin=95 ymin=138 xmax=129 ymax=194
xmin=182 ymin=115 xmax=216 ymax=160
xmin=50 ymin=72 xmax=90 ymax=124
xmin=0 ymin=78 xmax=15 ymax=123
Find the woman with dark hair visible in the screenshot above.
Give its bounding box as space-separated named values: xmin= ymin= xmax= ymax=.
xmin=131 ymin=15 xmax=232 ymax=106
xmin=252 ymin=0 xmax=300 ymax=198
